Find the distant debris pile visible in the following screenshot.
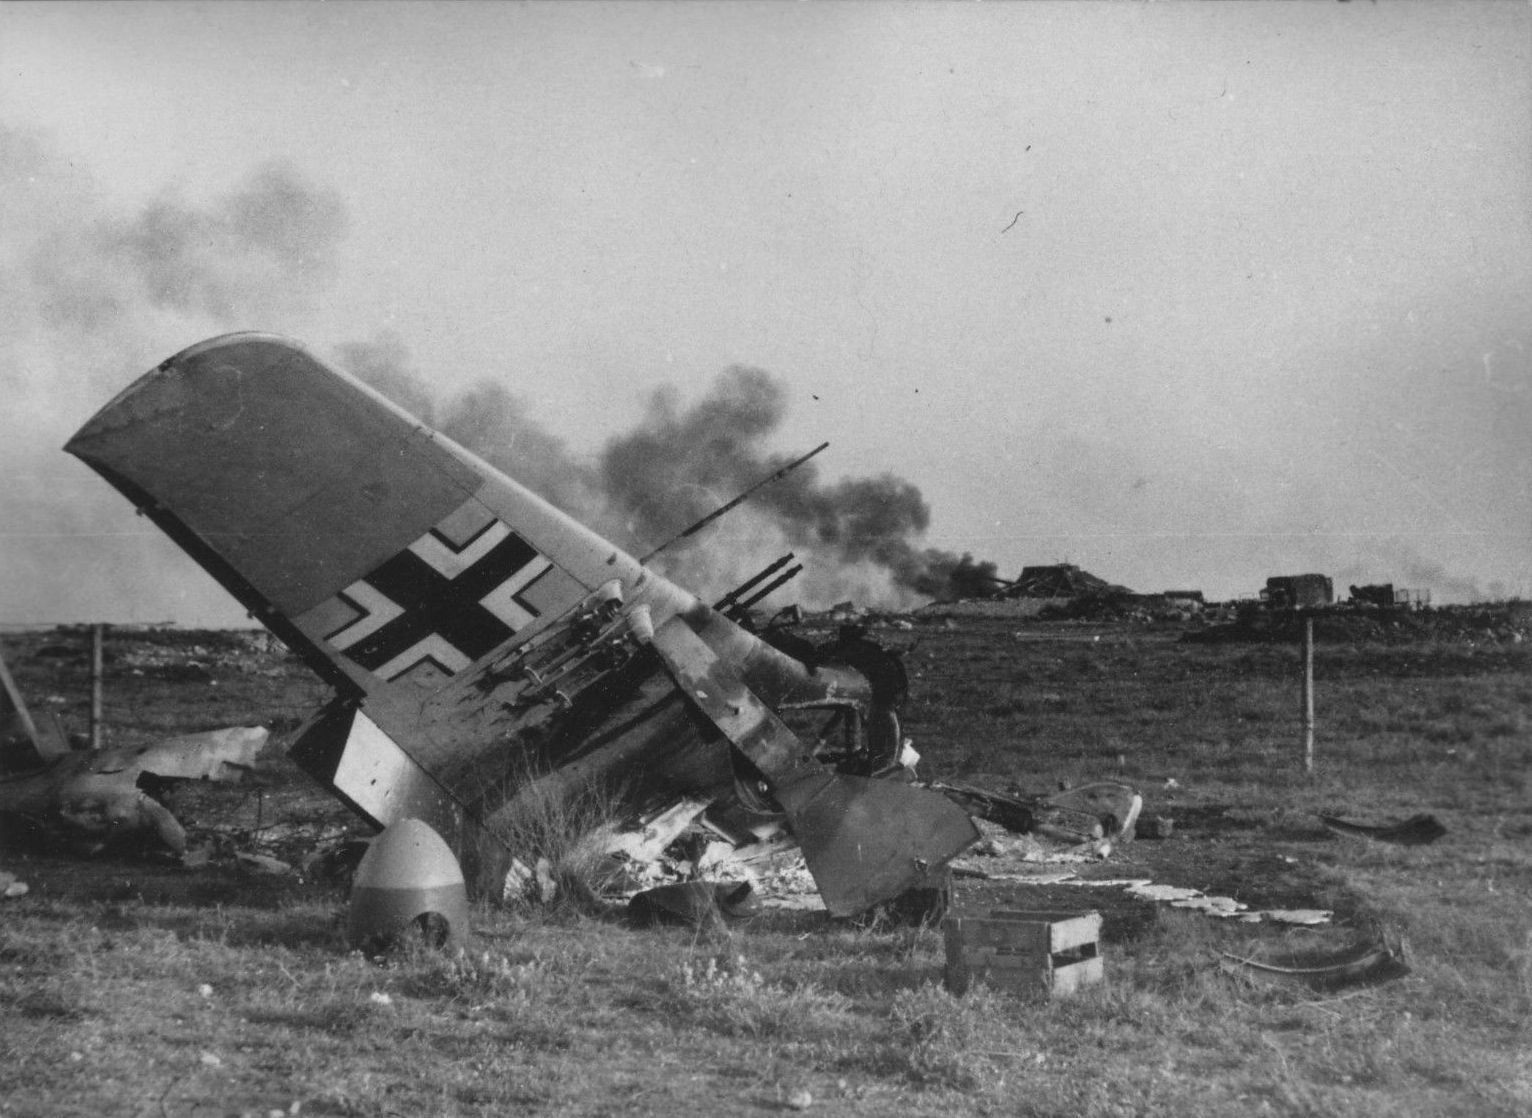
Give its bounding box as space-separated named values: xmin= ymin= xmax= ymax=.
xmin=995 ymin=566 xmax=1140 ymax=621
xmin=920 ymin=564 xmax=1191 ymax=622
xmin=1349 ymin=583 xmax=1431 ymax=610
xmin=1004 ymin=565 xmax=1134 ymax=600
xmin=1261 ymin=574 xmax=1334 ymax=611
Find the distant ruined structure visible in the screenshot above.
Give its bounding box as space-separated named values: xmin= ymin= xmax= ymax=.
xmin=921 ymin=563 xmax=1170 ymax=620
xmin=1001 ymin=565 xmax=1134 ymax=599
xmin=1349 ymin=583 xmax=1432 ymax=610
xmin=1260 ymin=574 xmax=1334 ymax=611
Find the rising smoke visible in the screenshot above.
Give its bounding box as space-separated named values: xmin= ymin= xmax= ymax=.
xmin=597 ymin=367 xmax=999 ymax=604
xmin=3 ymin=121 xmax=987 ymax=622
xmin=9 ymin=126 xmax=1511 ymax=621
xmin=340 ymin=347 xmax=998 ymax=609
xmin=2 ymin=124 xmax=348 ymax=623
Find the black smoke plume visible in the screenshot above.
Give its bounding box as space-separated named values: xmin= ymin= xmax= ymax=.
xmin=596 ymin=366 xmax=998 ymax=604
xmin=4 ymin=123 xmax=989 ymax=620
xmin=343 ymin=355 xmax=999 ymax=608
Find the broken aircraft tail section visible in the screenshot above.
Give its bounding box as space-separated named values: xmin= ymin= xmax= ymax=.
xmin=66 ymin=334 xmax=978 ymax=914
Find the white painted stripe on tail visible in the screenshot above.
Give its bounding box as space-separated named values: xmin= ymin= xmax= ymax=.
xmin=478 ymin=556 xmax=553 ymax=631
xmin=407 ymin=520 xmax=512 ymax=577
xmin=373 ymin=633 xmax=473 ymax=681
xmin=327 ymin=581 xmax=404 ymax=650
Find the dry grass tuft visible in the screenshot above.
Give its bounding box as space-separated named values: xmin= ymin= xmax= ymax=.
xmin=884 ymin=983 xmax=1036 ymax=1091
xmin=663 ymin=948 xmax=856 ymax=1039
xmin=476 ymin=765 xmax=636 ymax=908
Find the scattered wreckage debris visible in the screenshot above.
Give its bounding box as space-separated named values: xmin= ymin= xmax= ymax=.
xmin=569 ymin=772 xmax=1143 ymax=916
xmin=299 ymin=835 xmax=374 ymax=885
xmin=233 ymin=851 xmax=296 ymax=876
xmin=964 ymin=873 xmax=1331 ymax=926
xmin=66 ymin=333 xmax=986 ymax=917
xmin=1221 ymin=933 xmax=1410 ymax=990
xmin=502 ymin=855 xmax=562 ymax=906
xmin=942 ymin=781 xmax=1145 ymax=879
xmin=957 ymin=820 xmax=1114 ymax=868
xmin=348 ymin=818 xmax=470 ymax=954
xmin=628 ymin=881 xmax=760 ymax=929
xmin=0 ymin=726 xmax=270 ymax=855
xmin=1320 ymin=813 xmax=1446 ymax=846
xmin=951 ymin=837 xmax=1332 ymax=927
xmin=930 ymin=780 xmax=1142 ymax=852
xmin=166 ymin=820 xmax=370 ymax=884
xmin=1119 ymin=883 xmax=1330 ymax=925
xmin=5 ymin=640 xmax=279 ymax=860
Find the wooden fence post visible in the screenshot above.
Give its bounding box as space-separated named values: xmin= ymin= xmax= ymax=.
xmin=90 ymin=622 xmax=106 ymax=750
xmin=1302 ymin=617 xmax=1315 ymax=773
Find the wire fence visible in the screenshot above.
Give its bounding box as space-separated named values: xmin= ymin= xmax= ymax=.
xmin=3 ymin=624 xmax=328 ymax=751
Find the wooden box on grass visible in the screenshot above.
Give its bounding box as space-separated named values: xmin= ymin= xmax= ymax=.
xmin=943 ymin=908 xmax=1103 ymax=998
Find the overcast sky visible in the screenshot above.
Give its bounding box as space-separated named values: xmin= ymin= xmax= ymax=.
xmin=2 ymin=1 xmax=1528 ymax=625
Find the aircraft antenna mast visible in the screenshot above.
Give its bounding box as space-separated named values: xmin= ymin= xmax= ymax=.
xmin=639 ymin=442 xmax=829 ymax=565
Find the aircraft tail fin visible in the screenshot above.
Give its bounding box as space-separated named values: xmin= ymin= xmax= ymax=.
xmin=644 ymin=610 xmax=977 ymax=916
xmin=772 ymin=769 xmax=978 ymax=916
xmin=64 ymin=334 xmax=644 ymax=699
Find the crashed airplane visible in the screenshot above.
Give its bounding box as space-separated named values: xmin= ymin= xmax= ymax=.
xmin=65 ymin=334 xmax=984 ymax=915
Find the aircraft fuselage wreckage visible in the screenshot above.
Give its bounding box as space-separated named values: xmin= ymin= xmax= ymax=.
xmin=66 ymin=334 xmax=980 ymax=915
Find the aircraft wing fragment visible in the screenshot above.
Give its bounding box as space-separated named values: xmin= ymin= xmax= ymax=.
xmin=0 ymin=726 xmax=270 ymax=853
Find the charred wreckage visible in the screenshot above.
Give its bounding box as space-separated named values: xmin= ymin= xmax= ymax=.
xmin=14 ymin=333 xmax=1140 ymax=919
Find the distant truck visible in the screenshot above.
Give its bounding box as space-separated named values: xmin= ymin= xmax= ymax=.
xmin=1350 ymin=583 xmax=1397 ymax=609
xmin=1261 ymin=574 xmax=1333 ymax=610
xmin=1349 ymin=584 xmax=1432 ymax=610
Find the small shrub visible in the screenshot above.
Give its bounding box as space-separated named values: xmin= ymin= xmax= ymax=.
xmin=478 ymin=766 xmax=633 ymax=906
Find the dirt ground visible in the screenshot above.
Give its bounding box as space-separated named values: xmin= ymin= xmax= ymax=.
xmin=3 ymin=611 xmax=1528 ymax=1117
xmin=1 ymin=614 xmax=1444 ymax=932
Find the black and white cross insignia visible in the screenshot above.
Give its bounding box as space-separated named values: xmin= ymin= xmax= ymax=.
xmin=320 ymin=518 xmax=553 ymax=681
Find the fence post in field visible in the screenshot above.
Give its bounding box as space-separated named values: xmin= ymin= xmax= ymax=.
xmin=90 ymin=622 xmax=106 ymax=750
xmin=1302 ymin=617 xmax=1315 ymax=773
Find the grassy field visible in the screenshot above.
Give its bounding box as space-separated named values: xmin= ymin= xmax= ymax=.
xmin=2 ymin=615 xmax=1529 ymax=1117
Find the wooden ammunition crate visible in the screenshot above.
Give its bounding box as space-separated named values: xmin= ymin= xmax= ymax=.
xmin=943 ymin=908 xmax=1103 ymax=998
